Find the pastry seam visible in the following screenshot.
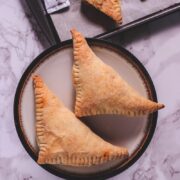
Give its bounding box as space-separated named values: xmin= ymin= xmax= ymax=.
xmin=33 ymin=76 xmax=48 ymax=163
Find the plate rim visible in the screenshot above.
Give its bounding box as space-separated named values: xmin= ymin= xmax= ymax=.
xmin=14 ymin=39 xmax=158 ymax=180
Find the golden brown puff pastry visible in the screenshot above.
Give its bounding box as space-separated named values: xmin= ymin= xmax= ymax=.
xmin=33 ymin=75 xmax=128 ymax=166
xmin=71 ymin=29 xmax=165 ymax=118
xmin=83 ymin=0 xmax=122 ymax=24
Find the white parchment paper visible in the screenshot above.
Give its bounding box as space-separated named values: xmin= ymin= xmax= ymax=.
xmin=44 ymin=0 xmax=70 ymax=13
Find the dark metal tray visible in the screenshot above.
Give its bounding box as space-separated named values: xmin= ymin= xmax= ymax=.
xmin=26 ymin=0 xmax=180 ymax=45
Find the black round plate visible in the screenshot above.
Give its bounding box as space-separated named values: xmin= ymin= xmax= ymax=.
xmin=14 ymin=39 xmax=158 ymax=180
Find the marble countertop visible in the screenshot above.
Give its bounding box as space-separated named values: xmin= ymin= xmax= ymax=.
xmin=1 ymin=0 xmax=180 ymax=180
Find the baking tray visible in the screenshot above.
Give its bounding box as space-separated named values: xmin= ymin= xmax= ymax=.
xmin=26 ymin=0 xmax=180 ymax=45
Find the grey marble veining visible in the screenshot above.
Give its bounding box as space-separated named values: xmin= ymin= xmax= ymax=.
xmin=1 ymin=0 xmax=180 ymax=180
